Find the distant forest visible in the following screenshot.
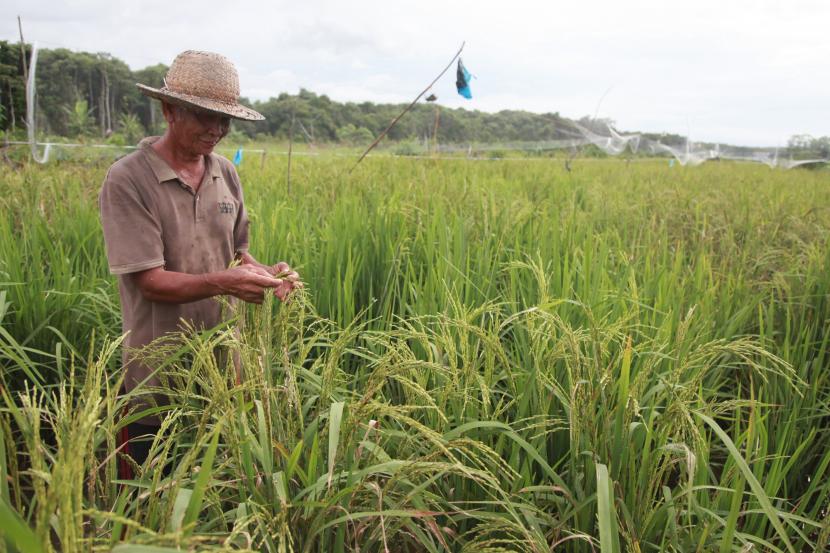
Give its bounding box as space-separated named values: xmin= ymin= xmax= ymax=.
xmin=1 ymin=41 xmax=828 ymax=156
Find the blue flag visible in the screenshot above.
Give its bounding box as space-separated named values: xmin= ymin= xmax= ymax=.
xmin=456 ymin=59 xmax=472 ymax=99
xmin=233 ymin=148 xmax=243 ymax=166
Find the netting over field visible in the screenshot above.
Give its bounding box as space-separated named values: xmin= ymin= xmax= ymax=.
xmin=434 ymin=122 xmax=829 ymax=168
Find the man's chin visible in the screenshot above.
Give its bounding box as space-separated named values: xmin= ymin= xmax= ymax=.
xmin=197 ymin=142 xmax=218 ymax=155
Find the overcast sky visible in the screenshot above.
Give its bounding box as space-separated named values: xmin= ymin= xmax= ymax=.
xmin=3 ymin=0 xmax=828 ymax=146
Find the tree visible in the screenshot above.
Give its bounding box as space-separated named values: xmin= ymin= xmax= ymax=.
xmin=336 ymin=124 xmax=373 ymax=145
xmin=787 ymin=134 xmax=830 ymax=158
xmin=0 ymin=40 xmax=29 ymax=134
xmin=133 ymin=63 xmax=167 ymax=134
xmin=787 ymin=134 xmax=813 ymax=150
xmin=118 ymin=112 xmax=144 ymax=144
xmin=62 ymin=99 xmax=93 ymax=137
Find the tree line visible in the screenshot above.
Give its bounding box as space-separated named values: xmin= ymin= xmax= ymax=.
xmin=0 ymin=41 xmax=627 ymax=149
xmin=0 ymin=41 xmax=579 ymax=147
xmin=1 ymin=41 xmax=827 ymax=157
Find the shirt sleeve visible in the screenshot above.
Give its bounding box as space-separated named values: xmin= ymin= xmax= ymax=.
xmin=234 ymin=202 xmax=250 ymax=253
xmin=99 ymin=166 xmax=165 ymax=275
xmin=225 ymin=163 xmax=249 ymax=253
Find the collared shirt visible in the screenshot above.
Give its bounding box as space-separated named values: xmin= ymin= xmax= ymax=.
xmin=99 ymin=136 xmax=249 ymax=405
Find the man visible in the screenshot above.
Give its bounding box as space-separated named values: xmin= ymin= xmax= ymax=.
xmin=99 ymin=50 xmax=300 ymax=475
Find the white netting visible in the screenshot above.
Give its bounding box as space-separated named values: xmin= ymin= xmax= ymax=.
xmin=26 ymin=43 xmax=50 ymax=164
xmin=567 ymin=120 xmax=828 ymax=168
xmin=428 ymin=118 xmax=827 ymax=169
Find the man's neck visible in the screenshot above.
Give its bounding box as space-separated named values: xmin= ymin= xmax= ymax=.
xmin=151 ymin=133 xmax=207 ymax=191
xmin=152 ymin=133 xmax=203 ymax=165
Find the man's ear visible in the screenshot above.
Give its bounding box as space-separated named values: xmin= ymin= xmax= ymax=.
xmin=160 ymin=101 xmax=176 ymax=124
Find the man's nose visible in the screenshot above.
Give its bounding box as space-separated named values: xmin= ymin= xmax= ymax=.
xmin=203 ymin=115 xmax=229 ymax=134
xmin=206 ymin=120 xmax=224 ymax=134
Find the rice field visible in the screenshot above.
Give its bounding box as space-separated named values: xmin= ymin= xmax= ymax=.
xmin=1 ymin=155 xmax=829 ymax=552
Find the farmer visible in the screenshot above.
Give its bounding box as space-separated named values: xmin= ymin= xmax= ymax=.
xmin=99 ymin=50 xmax=301 ymax=476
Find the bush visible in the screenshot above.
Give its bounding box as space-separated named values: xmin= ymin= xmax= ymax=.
xmin=336 ymin=124 xmax=374 ymax=146
xmin=392 ymin=139 xmax=424 ymax=156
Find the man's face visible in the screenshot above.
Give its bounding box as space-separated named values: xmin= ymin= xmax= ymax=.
xmin=166 ymin=104 xmax=231 ymax=157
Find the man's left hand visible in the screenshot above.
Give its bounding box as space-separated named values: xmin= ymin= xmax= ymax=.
xmin=269 ymin=261 xmax=302 ymax=301
xmin=237 ymin=252 xmax=302 ymax=301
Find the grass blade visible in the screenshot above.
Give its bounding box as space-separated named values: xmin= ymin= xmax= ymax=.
xmin=0 ymin=498 xmax=45 ymax=553
xmin=182 ymin=421 xmax=223 ymax=532
xmin=596 ymin=463 xmax=621 ymax=553
xmin=697 ymin=412 xmax=796 ymax=553
xmin=327 ymin=401 xmax=345 ymax=489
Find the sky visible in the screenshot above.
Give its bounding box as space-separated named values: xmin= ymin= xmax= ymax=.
xmin=2 ymin=0 xmax=829 ymax=147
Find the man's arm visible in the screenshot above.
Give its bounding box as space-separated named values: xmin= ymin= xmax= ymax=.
xmin=133 ymin=264 xmax=282 ymax=304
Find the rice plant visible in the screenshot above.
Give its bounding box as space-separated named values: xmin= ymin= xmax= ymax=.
xmin=0 ymin=155 xmax=828 ymax=551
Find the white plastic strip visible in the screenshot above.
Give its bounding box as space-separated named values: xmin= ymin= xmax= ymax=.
xmin=26 ymin=42 xmax=50 ymax=164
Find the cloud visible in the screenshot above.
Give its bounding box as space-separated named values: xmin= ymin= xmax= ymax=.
xmin=2 ymin=0 xmax=829 ymax=145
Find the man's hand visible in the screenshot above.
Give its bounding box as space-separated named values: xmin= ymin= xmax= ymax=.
xmin=236 ymin=252 xmax=303 ymax=302
xmin=214 ymin=265 xmax=284 ymax=304
xmin=269 ymin=261 xmax=303 ymax=301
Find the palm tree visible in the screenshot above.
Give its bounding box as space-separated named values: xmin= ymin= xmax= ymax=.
xmin=118 ymin=112 xmax=144 ymax=145
xmin=62 ymin=100 xmax=93 ymax=137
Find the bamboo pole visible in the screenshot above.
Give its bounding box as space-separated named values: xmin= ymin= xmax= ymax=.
xmin=432 ymin=104 xmax=441 ymax=155
xmin=287 ymin=115 xmax=294 ymax=196
xmin=351 ymin=41 xmax=465 ymax=172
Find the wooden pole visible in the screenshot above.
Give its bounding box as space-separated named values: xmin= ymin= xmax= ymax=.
xmin=432 ymin=104 xmax=441 ymax=155
xmin=351 ymin=41 xmax=465 ymax=172
xmin=99 ymin=69 xmax=108 ymax=136
xmin=7 ymin=81 xmax=16 ymax=131
xmin=17 ymin=16 xmax=28 ymax=135
xmin=286 ymin=115 xmax=294 ymax=196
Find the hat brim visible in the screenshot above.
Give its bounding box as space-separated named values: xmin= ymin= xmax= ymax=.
xmin=137 ymin=83 xmax=264 ymax=121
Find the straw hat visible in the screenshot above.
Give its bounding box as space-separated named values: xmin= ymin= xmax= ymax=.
xmin=137 ymin=50 xmax=264 ymax=121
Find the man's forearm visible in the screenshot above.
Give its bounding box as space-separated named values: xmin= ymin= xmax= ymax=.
xmin=132 ymin=268 xmax=226 ymax=304
xmin=133 ymin=265 xmax=281 ymax=305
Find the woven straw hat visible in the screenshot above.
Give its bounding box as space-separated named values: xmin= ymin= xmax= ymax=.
xmin=137 ymin=50 xmax=264 ymax=121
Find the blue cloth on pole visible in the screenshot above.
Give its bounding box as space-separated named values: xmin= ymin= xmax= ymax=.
xmin=456 ymin=59 xmax=472 ymax=99
xmin=233 ymin=148 xmax=243 ymax=166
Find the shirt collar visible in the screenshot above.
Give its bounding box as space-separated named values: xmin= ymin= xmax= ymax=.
xmin=139 ymin=137 xmax=177 ymax=184
xmin=208 ymin=153 xmax=222 ymax=178
xmin=139 ymin=136 xmax=221 ymax=184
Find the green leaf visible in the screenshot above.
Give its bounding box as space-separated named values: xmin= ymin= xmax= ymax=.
xmin=327 ymin=401 xmax=345 ymax=489
xmin=0 ymin=497 xmax=45 ymax=553
xmin=255 ymin=400 xmax=273 ymax=477
xmin=285 ymin=439 xmax=304 ymax=482
xmin=443 ymin=420 xmax=569 ymax=490
xmin=182 ymin=421 xmax=223 ymax=532
xmin=170 ymin=488 xmax=192 ymax=532
xmin=596 ymin=463 xmax=621 ymax=553
xmin=662 ymin=485 xmax=679 ymax=546
xmin=697 ymin=412 xmax=796 ymax=553
xmin=112 ymin=545 xmax=186 ymax=553
xmin=0 ymin=414 xmax=9 ymax=504
xmin=273 ymin=470 xmax=289 ymax=506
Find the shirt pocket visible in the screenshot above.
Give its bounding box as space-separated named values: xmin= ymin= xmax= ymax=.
xmin=203 ymin=176 xmax=240 ymax=243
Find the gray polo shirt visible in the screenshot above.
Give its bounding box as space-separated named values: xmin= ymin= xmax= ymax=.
xmin=99 ymin=137 xmax=249 ymax=407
